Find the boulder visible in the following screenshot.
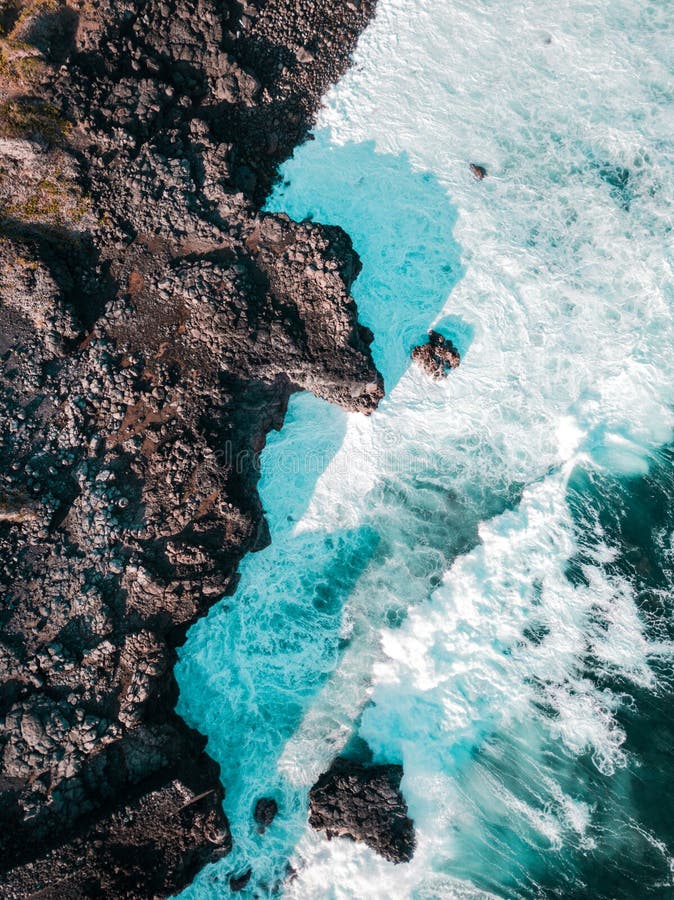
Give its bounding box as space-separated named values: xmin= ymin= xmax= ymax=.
xmin=309 ymin=757 xmax=415 ymax=864
xmin=254 ymin=796 xmax=278 ymax=831
xmin=411 ymin=329 xmax=461 ymax=378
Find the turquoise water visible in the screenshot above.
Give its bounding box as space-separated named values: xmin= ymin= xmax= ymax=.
xmin=177 ymin=1 xmax=674 ymax=896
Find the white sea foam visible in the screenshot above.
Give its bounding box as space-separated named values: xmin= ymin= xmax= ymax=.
xmin=177 ymin=0 xmax=674 ymax=896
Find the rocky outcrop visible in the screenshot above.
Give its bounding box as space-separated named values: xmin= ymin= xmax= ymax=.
xmin=2 ymin=779 xmax=231 ymax=899
xmin=411 ymin=329 xmax=461 ymax=377
xmin=309 ymin=758 xmax=416 ymax=864
xmin=254 ymin=796 xmax=278 ymax=832
xmin=0 ymin=0 xmax=381 ymax=895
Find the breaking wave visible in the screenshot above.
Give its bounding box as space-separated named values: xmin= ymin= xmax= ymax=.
xmin=177 ymin=0 xmax=674 ymax=896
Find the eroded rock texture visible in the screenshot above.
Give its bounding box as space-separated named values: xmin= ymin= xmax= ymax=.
xmin=411 ymin=329 xmax=461 ymax=378
xmin=309 ymin=757 xmax=416 ymax=864
xmin=0 ymin=0 xmax=381 ymax=894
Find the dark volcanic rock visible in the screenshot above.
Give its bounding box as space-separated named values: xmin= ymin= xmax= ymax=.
xmin=2 ymin=779 xmax=230 ymax=899
xmin=254 ymin=796 xmax=278 ymax=831
xmin=309 ymin=758 xmax=416 ymax=864
xmin=411 ymin=329 xmax=461 ymax=378
xmin=230 ymin=868 xmax=252 ymax=892
xmin=0 ymin=0 xmax=382 ymax=895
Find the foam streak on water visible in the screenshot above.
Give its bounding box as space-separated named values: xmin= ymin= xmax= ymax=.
xmin=177 ymin=1 xmax=674 ymax=897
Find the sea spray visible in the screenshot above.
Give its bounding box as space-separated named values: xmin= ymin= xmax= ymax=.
xmin=177 ymin=0 xmax=674 ymax=895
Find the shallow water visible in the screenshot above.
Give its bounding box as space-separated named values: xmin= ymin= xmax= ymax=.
xmin=176 ymin=0 xmax=674 ymax=896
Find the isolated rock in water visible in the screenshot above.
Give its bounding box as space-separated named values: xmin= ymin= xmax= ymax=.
xmin=411 ymin=329 xmax=461 ymax=377
xmin=309 ymin=758 xmax=416 ymax=864
xmin=230 ymin=869 xmax=252 ymax=892
xmin=470 ymin=162 xmax=487 ymax=180
xmin=254 ymin=797 xmax=278 ymax=831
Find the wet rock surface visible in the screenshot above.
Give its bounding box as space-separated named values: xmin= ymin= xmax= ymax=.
xmin=254 ymin=796 xmax=278 ymax=831
xmin=309 ymin=757 xmax=416 ymax=864
xmin=411 ymin=329 xmax=461 ymax=378
xmin=0 ymin=0 xmax=381 ymax=895
xmin=229 ymin=868 xmax=253 ymax=892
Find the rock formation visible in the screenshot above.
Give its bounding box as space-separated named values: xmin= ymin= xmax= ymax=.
xmin=0 ymin=0 xmax=382 ymax=894
xmin=309 ymin=757 xmax=416 ymax=864
xmin=411 ymin=329 xmax=461 ymax=378
xmin=254 ymin=796 xmax=278 ymax=832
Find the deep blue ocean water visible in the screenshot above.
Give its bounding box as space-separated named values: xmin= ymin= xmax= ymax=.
xmin=176 ymin=1 xmax=674 ymax=895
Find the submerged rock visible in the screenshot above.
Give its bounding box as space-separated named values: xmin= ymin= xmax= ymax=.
xmin=230 ymin=869 xmax=252 ymax=892
xmin=411 ymin=329 xmax=461 ymax=377
xmin=309 ymin=757 xmax=416 ymax=864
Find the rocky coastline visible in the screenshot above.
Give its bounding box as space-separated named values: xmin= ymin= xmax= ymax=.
xmin=0 ymin=0 xmax=382 ymax=895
